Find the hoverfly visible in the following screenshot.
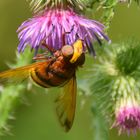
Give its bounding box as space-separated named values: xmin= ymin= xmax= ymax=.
xmin=0 ymin=39 xmax=85 ymax=132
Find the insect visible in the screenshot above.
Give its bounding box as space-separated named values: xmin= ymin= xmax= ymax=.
xmin=0 ymin=39 xmax=85 ymax=132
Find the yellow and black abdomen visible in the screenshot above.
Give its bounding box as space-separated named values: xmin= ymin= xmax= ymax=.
xmin=30 ymin=60 xmax=75 ymax=88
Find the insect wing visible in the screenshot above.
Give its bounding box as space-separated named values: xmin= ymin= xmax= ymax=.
xmin=55 ymin=76 xmax=77 ymax=132
xmin=0 ymin=62 xmax=47 ymax=84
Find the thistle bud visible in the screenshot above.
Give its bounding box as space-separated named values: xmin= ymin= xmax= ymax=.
xmin=90 ymin=40 xmax=140 ymax=136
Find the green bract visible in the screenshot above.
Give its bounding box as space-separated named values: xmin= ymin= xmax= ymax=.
xmin=28 ymin=0 xmax=87 ymax=13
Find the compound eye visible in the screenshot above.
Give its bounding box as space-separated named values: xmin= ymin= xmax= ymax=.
xmin=61 ymin=45 xmax=74 ymax=58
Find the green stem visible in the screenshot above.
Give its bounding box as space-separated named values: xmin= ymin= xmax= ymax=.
xmin=0 ymin=85 xmax=25 ymax=135
xmin=0 ymin=48 xmax=33 ymax=135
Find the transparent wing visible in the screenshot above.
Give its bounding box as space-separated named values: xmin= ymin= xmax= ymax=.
xmin=55 ymin=76 xmax=77 ymax=132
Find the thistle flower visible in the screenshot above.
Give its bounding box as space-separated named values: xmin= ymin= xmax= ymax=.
xmin=17 ymin=1 xmax=110 ymax=56
xmin=113 ymin=96 xmax=140 ymax=135
xmin=89 ymin=40 xmax=140 ymax=136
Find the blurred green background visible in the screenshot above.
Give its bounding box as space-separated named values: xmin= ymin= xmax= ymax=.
xmin=0 ymin=0 xmax=140 ymax=140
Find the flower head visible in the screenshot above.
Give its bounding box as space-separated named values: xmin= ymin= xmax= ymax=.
xmin=112 ymin=96 xmax=140 ymax=135
xmin=89 ymin=41 xmax=140 ymax=136
xmin=17 ymin=9 xmax=110 ymax=56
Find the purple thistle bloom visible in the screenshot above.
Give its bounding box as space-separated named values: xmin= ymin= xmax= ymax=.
xmin=17 ymin=9 xmax=110 ymax=55
xmin=112 ymin=98 xmax=140 ymax=135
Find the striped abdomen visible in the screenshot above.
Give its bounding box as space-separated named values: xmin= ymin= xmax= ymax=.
xmin=30 ymin=59 xmax=76 ymax=88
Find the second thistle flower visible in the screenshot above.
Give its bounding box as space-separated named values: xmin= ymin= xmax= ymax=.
xmin=17 ymin=0 xmax=109 ymax=55
xmin=90 ymin=40 xmax=140 ymax=135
